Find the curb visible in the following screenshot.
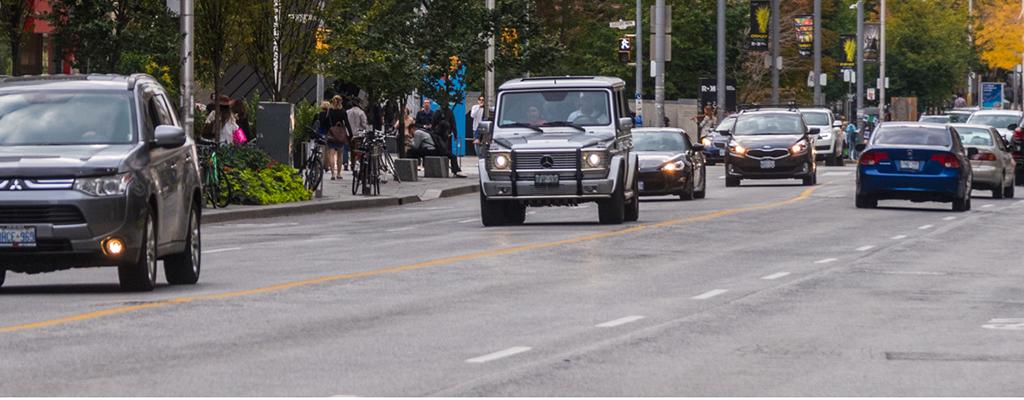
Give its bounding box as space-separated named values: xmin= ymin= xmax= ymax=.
xmin=204 ymin=183 xmax=479 ymax=224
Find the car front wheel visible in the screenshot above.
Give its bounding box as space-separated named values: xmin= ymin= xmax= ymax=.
xmin=599 ymin=169 xmax=626 ymax=224
xmin=0 ymin=269 xmax=6 ymax=288
xmin=118 ymin=212 xmax=158 ymax=291
xmin=165 ymin=205 xmax=201 ymax=285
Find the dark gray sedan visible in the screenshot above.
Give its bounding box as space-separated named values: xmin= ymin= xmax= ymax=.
xmin=0 ymin=74 xmax=202 ymax=291
xmin=634 ymin=128 xmax=707 ymax=200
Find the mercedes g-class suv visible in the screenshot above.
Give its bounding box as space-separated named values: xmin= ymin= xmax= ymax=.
xmin=477 ymin=76 xmax=640 ymax=226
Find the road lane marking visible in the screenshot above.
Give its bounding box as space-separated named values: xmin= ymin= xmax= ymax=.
xmin=815 ymin=258 xmax=838 ymax=264
xmin=982 ymin=204 xmax=994 ymax=208
xmin=385 ymin=226 xmax=417 ymax=232
xmin=943 ymin=216 xmax=957 ymax=221
xmin=458 ymin=219 xmax=477 ymax=224
xmin=204 ymin=247 xmax=243 ymax=254
xmin=466 ymin=347 xmax=532 ymax=363
xmin=918 ymin=224 xmax=934 ymax=230
xmin=718 ymin=176 xmax=726 ymax=179
xmin=595 ymin=315 xmax=646 ymax=328
xmin=856 ymin=245 xmax=876 ymax=251
xmin=823 ymin=172 xmax=852 ymax=176
xmin=982 ymin=318 xmax=1024 ymax=331
xmin=761 ymin=272 xmax=791 ymax=280
xmin=692 ymin=289 xmax=728 ymax=300
xmin=0 ymin=188 xmax=819 ymax=334
xmin=891 ymin=235 xmax=907 ymax=240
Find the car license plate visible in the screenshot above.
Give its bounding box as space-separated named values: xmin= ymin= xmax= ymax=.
xmin=534 ymin=174 xmax=559 ymax=186
xmin=899 ymin=160 xmax=921 ymax=171
xmin=760 ymin=159 xmax=776 ymax=169
xmin=0 ymin=226 xmax=36 ymax=248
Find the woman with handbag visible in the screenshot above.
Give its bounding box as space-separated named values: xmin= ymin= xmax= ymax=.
xmin=325 ymin=98 xmax=352 ymax=180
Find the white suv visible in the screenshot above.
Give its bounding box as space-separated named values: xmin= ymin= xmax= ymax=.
xmin=800 ymin=108 xmax=845 ymax=166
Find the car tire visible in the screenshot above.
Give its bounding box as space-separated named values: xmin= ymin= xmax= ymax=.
xmin=164 ymin=205 xmax=201 ymax=285
xmin=625 ymin=171 xmax=640 ymax=222
xmin=599 ymin=169 xmax=626 ymax=224
xmin=679 ymin=174 xmax=695 ymax=201
xmin=694 ymin=166 xmax=707 ymax=199
xmin=118 ymin=211 xmax=158 ymax=292
xmin=952 ymin=194 xmax=970 ymax=212
xmin=480 ymin=191 xmax=507 ymax=227
xmin=0 ymin=269 xmax=5 ymax=288
xmin=725 ymin=176 xmax=741 ymax=187
xmin=835 ymin=152 xmax=845 ymax=167
xmin=505 ymin=202 xmax=527 ymax=225
xmin=802 ymin=173 xmax=817 ymax=186
xmin=1005 ymin=179 xmax=1016 ymax=198
xmin=1017 ymin=170 xmax=1024 ymax=187
xmin=994 ymin=179 xmax=1006 ymax=199
xmin=855 ymin=194 xmax=877 ymax=209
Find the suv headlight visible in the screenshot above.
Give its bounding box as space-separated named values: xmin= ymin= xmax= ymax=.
xmin=790 ymin=140 xmax=809 ymax=155
xmin=583 ymin=151 xmax=608 ymax=168
xmin=74 ymin=173 xmax=132 ymax=197
xmin=490 ymin=153 xmax=511 ymax=171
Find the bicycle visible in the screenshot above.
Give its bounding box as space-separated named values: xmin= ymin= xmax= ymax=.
xmin=302 ymin=134 xmax=328 ymax=192
xmin=377 ymin=127 xmax=401 ymax=184
xmin=196 ymin=139 xmax=232 ymax=208
xmin=351 ymin=130 xmax=383 ymax=196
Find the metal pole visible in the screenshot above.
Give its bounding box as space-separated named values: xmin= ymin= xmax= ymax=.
xmin=273 ymin=0 xmax=282 ymax=95
xmin=180 ymin=0 xmax=194 ymax=136
xmin=968 ymin=0 xmax=973 ymax=105
xmin=654 ymin=0 xmax=665 ymax=127
xmin=770 ymin=0 xmax=779 ymax=103
xmin=856 ymin=0 xmax=864 ymax=130
xmin=716 ymin=0 xmax=726 ymax=120
xmin=485 ymin=0 xmax=496 ymax=117
xmin=879 ymin=0 xmax=886 ymax=119
xmin=813 ymin=0 xmax=822 ymax=105
xmin=635 ymin=0 xmax=643 ymax=125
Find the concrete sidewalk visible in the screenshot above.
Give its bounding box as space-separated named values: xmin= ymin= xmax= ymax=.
xmin=205 ymin=156 xmax=480 ymax=223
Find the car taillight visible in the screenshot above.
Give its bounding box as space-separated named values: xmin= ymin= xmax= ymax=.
xmin=930 ymin=153 xmax=961 ymax=168
xmin=859 ymin=151 xmax=889 ymax=166
xmin=1015 ymin=127 xmax=1023 ymax=141
xmin=970 ymin=152 xmax=998 ymax=161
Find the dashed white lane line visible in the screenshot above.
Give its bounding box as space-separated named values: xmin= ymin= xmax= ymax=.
xmin=892 ymin=235 xmax=908 ymax=240
xmin=918 ymin=224 xmax=934 ymax=230
xmin=718 ymin=175 xmax=726 ymax=179
xmin=943 ymin=216 xmax=957 ymax=221
xmin=856 ymin=245 xmax=876 ymax=251
xmin=527 ymin=211 xmax=538 ymax=215
xmin=982 ymin=204 xmax=994 ymax=208
xmin=595 ymin=315 xmax=646 ymax=328
xmin=823 ymin=171 xmax=852 ymax=176
xmin=815 ymin=258 xmax=839 ymax=264
xmin=458 ymin=219 xmax=477 ymax=224
xmin=761 ymin=272 xmax=791 ymax=280
xmin=692 ymin=289 xmax=729 ymax=300
xmin=466 ymin=347 xmax=532 ymax=363
xmin=204 ymin=247 xmax=242 ymax=254
xmin=386 ymin=226 xmax=417 ymax=232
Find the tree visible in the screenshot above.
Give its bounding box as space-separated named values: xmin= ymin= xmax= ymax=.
xmin=411 ymin=0 xmax=497 ymax=110
xmin=0 ymin=0 xmax=32 ymax=76
xmin=974 ymin=0 xmax=1024 ymax=71
xmin=196 ymin=0 xmax=245 ymax=103
xmin=237 ymin=0 xmax=324 ymax=102
xmin=886 ymin=0 xmax=973 ymax=107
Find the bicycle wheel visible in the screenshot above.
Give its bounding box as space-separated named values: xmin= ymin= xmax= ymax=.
xmin=214 ymin=163 xmax=232 ymax=208
xmin=304 ymin=157 xmax=324 ymax=192
xmin=351 ymin=161 xmax=361 ymax=195
xmin=203 ymin=166 xmax=220 ymax=209
xmin=369 ymin=156 xmax=381 ymax=196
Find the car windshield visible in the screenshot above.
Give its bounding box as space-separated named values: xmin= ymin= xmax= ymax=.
xmin=967 ymin=114 xmax=1021 ymax=129
xmin=873 ymin=127 xmax=951 ymax=146
xmin=497 ymin=90 xmax=611 ymax=130
xmin=801 ymin=112 xmax=830 ymax=126
xmin=0 ymin=92 xmax=134 ymax=145
xmin=633 ymin=131 xmax=687 ymax=152
xmin=733 ymin=114 xmax=804 ymax=135
xmin=956 ymin=127 xmax=994 ymax=146
xmin=919 ymin=115 xmax=949 ymax=123
xmin=946 ymin=112 xmax=973 ymax=123
xmin=714 ymin=117 xmax=735 ymax=132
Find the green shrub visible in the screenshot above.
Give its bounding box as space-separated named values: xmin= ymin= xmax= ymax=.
xmin=226 ymin=163 xmax=312 ymax=205
xmin=293 ymin=100 xmax=319 ymax=143
xmin=220 ymin=145 xmax=272 ymax=171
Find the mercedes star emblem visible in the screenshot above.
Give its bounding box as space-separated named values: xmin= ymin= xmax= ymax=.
xmin=540 ymin=155 xmax=555 ymax=168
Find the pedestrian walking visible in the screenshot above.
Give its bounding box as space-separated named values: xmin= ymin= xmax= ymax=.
xmin=845 ymin=120 xmax=859 ymax=160
xmin=205 ymin=95 xmax=239 ymax=145
xmin=470 ymin=96 xmax=486 ymax=156
xmin=954 ymin=93 xmax=968 ymax=108
xmin=695 ymin=105 xmax=718 ymax=137
xmin=330 ymin=96 xmax=351 ymax=173
xmin=347 ymin=99 xmax=371 ymax=172
xmin=431 ymin=105 xmax=466 ymax=178
xmin=321 ymin=99 xmax=350 ymax=181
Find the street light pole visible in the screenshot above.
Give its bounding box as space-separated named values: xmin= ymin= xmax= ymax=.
xmin=717 ymin=0 xmax=726 ymax=120
xmin=879 ymin=0 xmax=886 ymax=119
xmin=485 ymin=0 xmax=495 ymax=117
xmin=180 ymin=0 xmax=194 ymax=136
xmin=856 ymin=0 xmax=864 ymax=130
xmin=770 ymin=0 xmax=780 ymax=103
xmin=813 ymin=0 xmax=822 ymax=105
xmin=635 ymin=0 xmax=643 ymax=124
xmin=654 ymin=0 xmax=665 ymax=127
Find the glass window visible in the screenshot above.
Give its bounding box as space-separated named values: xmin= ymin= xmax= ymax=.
xmin=919 ymin=115 xmax=950 ymax=124
xmin=498 ymin=90 xmax=611 ymax=129
xmin=0 ymin=92 xmax=135 ymax=145
xmin=733 ymin=114 xmax=804 ymax=135
xmin=946 ymin=112 xmax=973 ymax=123
xmin=715 ymin=116 xmax=736 ymax=132
xmin=873 ymin=127 xmax=951 ymax=146
xmin=967 ymin=114 xmax=1021 ymax=129
xmin=632 ymin=131 xmax=687 ymax=152
xmin=801 ymin=112 xmax=830 ymax=126
xmin=955 ymin=127 xmax=994 ymax=146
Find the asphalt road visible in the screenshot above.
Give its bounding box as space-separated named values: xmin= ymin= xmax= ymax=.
xmin=2 ymin=164 xmax=1024 ymax=396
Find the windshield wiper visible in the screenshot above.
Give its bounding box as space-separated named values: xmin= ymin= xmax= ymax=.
xmin=541 ymin=121 xmax=586 ymax=132
xmin=500 ymin=122 xmax=543 ymax=133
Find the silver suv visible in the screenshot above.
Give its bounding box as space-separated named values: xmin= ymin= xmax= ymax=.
xmin=799 ymin=107 xmax=845 ymax=166
xmin=478 ymin=76 xmax=639 ymax=226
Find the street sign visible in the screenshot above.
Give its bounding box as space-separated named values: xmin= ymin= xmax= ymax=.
xmin=982 ymin=82 xmax=1005 ymax=109
xmin=867 ymin=88 xmax=876 ymax=101
xmin=807 ymin=71 xmax=815 ymax=87
xmin=610 ymin=19 xmax=636 ymax=30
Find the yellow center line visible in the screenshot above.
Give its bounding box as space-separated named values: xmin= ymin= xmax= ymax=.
xmin=0 ymin=187 xmax=818 ymax=334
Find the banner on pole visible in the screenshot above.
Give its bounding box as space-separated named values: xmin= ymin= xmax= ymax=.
xmin=981 ymin=82 xmax=1005 ymax=109
xmin=863 ymin=23 xmax=880 ymax=63
xmin=793 ymin=15 xmax=814 ymax=57
xmin=698 ymin=78 xmax=738 ymax=113
xmin=837 ymin=34 xmax=857 ymax=71
xmin=748 ymin=0 xmax=770 ymax=51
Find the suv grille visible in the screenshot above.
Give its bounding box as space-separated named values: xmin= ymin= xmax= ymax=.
xmin=0 ymin=206 xmax=86 ymax=225
xmin=514 ymin=152 xmax=578 ymax=170
xmin=747 ymin=149 xmax=789 ymax=158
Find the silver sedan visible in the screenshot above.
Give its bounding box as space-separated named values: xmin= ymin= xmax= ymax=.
xmin=951 ymin=124 xmax=1016 ymax=198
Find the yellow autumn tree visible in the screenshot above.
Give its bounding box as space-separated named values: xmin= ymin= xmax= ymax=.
xmin=975 ymin=0 xmax=1024 ymax=70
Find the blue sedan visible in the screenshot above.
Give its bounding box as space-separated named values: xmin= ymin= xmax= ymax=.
xmin=856 ymin=123 xmax=976 ymax=211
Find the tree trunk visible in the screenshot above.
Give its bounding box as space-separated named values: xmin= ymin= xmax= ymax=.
xmin=9 ymin=36 xmax=20 ymax=76
xmin=397 ymin=97 xmax=407 ymax=159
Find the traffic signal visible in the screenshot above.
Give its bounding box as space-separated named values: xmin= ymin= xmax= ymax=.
xmin=618 ymin=35 xmax=634 ymax=63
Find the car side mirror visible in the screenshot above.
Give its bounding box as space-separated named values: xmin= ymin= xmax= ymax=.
xmin=692 ymin=144 xmax=705 ymax=152
xmin=154 ymin=125 xmax=186 ymax=148
xmin=1008 ymin=124 xmax=1019 ymax=131
xmin=855 ymin=143 xmax=866 ymax=152
xmin=808 ymin=127 xmax=821 ymax=135
xmin=967 ymin=147 xmax=980 ymax=158
xmin=618 ymin=117 xmax=634 ymax=129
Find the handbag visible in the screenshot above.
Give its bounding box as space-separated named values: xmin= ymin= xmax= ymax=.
xmin=232 ymin=127 xmax=248 ymax=145
xmin=327 ymin=112 xmax=350 ymax=145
